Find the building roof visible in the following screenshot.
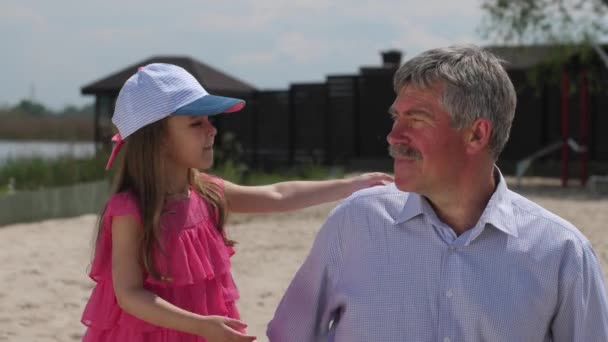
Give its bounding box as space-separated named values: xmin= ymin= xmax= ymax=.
xmin=81 ymin=56 xmax=257 ymax=96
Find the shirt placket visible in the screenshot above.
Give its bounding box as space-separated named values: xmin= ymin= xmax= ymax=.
xmin=437 ymin=240 xmax=460 ymax=342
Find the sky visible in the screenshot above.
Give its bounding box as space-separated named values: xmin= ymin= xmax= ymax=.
xmin=0 ymin=0 xmax=485 ymax=110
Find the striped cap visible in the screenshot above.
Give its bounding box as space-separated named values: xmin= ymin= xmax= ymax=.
xmin=104 ymin=63 xmax=245 ymax=170
xmin=112 ymin=63 xmax=245 ymax=139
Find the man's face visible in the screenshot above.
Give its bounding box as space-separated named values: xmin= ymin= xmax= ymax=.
xmin=387 ymin=83 xmax=469 ymax=197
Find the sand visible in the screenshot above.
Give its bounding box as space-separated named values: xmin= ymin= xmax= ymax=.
xmin=1 ymin=177 xmax=607 ymax=341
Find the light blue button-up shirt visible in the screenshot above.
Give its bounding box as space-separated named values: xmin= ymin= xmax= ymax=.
xmin=267 ymin=173 xmax=608 ymax=341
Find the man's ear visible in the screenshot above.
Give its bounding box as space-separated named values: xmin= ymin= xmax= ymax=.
xmin=465 ymin=118 xmax=492 ymax=155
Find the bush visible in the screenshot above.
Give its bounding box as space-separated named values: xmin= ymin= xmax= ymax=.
xmin=0 ymin=154 xmax=109 ymax=192
xmin=0 ymin=152 xmax=344 ymax=193
xmin=239 ymin=162 xmax=344 ymax=186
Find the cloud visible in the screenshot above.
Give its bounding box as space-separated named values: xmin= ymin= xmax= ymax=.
xmin=79 ymin=27 xmax=149 ymax=44
xmin=390 ymin=26 xmax=479 ymax=56
xmin=187 ymin=0 xmax=334 ymax=33
xmin=227 ymin=0 xmax=484 ymax=69
xmin=229 ymin=31 xmax=331 ymax=66
xmin=277 ymin=32 xmax=331 ymax=62
xmin=230 ymin=51 xmax=276 ymax=65
xmin=0 ymin=0 xmax=485 ymax=108
xmin=186 ymin=0 xmax=482 ymax=34
xmin=0 ymin=3 xmax=48 ymax=27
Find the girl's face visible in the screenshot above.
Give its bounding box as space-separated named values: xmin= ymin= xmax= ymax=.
xmin=164 ymin=115 xmax=217 ymax=170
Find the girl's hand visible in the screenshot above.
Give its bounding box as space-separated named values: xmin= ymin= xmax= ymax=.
xmin=199 ymin=316 xmax=256 ymax=342
xmin=349 ymin=172 xmax=394 ymax=190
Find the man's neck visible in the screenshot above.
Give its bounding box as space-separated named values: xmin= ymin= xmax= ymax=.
xmin=426 ymin=165 xmax=497 ymax=236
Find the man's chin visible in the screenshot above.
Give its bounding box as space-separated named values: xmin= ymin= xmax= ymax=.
xmin=394 ymin=180 xmax=416 ymax=192
xmin=393 ymin=172 xmax=419 ymax=192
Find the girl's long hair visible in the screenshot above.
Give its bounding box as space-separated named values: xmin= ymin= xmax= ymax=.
xmin=94 ymin=119 xmax=231 ymax=281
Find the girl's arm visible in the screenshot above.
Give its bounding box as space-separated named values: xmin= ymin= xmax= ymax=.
xmin=224 ymin=172 xmax=393 ymax=213
xmin=111 ymin=215 xmax=256 ymax=342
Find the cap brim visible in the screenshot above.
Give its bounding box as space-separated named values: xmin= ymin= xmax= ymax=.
xmin=173 ymin=94 xmax=245 ymax=116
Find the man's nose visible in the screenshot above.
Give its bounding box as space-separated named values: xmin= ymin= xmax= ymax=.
xmin=387 ymin=122 xmax=409 ymax=145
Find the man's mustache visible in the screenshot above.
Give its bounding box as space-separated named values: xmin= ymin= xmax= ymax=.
xmin=388 ymin=144 xmax=422 ymax=160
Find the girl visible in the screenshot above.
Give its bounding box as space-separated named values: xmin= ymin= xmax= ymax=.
xmin=81 ymin=63 xmax=392 ymax=342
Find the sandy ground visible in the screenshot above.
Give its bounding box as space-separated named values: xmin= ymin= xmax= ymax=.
xmin=1 ymin=177 xmax=607 ymax=341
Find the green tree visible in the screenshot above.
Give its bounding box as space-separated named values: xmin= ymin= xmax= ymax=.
xmin=480 ymin=0 xmax=608 ymax=45
xmin=12 ymin=99 xmax=50 ymax=116
xmin=59 ymin=103 xmax=94 ymax=117
xmin=480 ymin=0 xmax=608 ymax=91
xmin=60 ymin=105 xmax=79 ymax=115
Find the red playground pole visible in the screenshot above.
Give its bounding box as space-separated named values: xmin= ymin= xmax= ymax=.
xmin=561 ymin=70 xmax=570 ymax=187
xmin=580 ymin=70 xmax=589 ymax=186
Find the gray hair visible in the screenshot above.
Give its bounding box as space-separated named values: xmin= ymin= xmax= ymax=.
xmin=393 ymin=45 xmax=516 ymax=160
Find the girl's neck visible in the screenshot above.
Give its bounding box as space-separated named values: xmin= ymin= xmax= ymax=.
xmin=164 ymin=162 xmax=191 ymax=199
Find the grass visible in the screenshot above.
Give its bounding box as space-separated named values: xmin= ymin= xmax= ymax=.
xmin=243 ymin=163 xmax=344 ymax=185
xmin=0 ymin=154 xmax=344 ymax=194
xmin=0 ymin=154 xmax=109 ymax=192
xmin=0 ymin=120 xmax=345 ymax=191
xmin=0 ymin=116 xmax=95 ymax=141
xmin=210 ymin=157 xmax=344 ymax=185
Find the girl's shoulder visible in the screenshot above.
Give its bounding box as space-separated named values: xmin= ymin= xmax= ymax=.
xmin=198 ymin=172 xmax=224 ymax=186
xmin=197 ymin=172 xmax=225 ymax=195
xmin=104 ymin=191 xmax=142 ymax=223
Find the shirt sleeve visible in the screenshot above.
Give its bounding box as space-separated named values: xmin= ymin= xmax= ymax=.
xmin=198 ymin=172 xmax=225 ymax=196
xmin=266 ymin=205 xmax=345 ymax=342
xmin=551 ymin=242 xmax=608 ymax=341
xmin=104 ymin=192 xmax=142 ymax=228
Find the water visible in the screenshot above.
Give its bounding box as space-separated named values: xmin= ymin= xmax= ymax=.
xmin=0 ymin=140 xmax=96 ymax=166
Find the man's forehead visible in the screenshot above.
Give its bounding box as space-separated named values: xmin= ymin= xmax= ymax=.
xmin=398 ymin=82 xmax=444 ymax=97
xmin=393 ymin=84 xmax=443 ymax=109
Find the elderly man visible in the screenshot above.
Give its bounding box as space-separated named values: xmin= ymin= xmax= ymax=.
xmin=267 ymin=45 xmax=608 ymax=341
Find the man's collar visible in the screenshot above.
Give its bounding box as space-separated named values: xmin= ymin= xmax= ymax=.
xmin=393 ymin=167 xmax=518 ymax=238
xmin=478 ymin=167 xmax=518 ymax=237
xmin=394 ymin=192 xmax=425 ymax=224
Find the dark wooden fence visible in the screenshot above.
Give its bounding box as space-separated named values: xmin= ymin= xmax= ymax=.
xmin=216 ymin=66 xmax=608 ymax=175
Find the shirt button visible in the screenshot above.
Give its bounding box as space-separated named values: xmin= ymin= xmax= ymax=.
xmin=444 ymin=337 xmax=451 ymax=342
xmin=446 ymin=289 xmax=453 ymax=298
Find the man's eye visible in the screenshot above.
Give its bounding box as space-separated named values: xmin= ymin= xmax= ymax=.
xmin=190 ymin=122 xmax=202 ymax=127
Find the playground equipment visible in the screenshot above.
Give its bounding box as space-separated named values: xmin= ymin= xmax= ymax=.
xmin=559 ymin=67 xmax=589 ymax=187
xmin=515 ymin=138 xmax=586 ymax=186
xmin=515 ymin=65 xmax=590 ymax=187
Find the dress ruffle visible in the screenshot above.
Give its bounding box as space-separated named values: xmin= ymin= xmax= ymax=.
xmin=82 ymin=176 xmax=239 ymax=341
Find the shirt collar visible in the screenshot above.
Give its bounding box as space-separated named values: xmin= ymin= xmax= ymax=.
xmin=477 ymin=167 xmax=518 ymax=238
xmin=393 ymin=167 xmax=518 ymax=238
xmin=394 ymin=192 xmax=425 ymax=224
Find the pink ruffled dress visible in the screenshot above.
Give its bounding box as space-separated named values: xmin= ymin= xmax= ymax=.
xmin=81 ymin=177 xmax=240 ymax=341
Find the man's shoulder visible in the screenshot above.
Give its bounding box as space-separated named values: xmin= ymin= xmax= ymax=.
xmin=508 ymin=190 xmax=591 ymax=248
xmin=331 ymin=183 xmax=408 ymax=218
xmin=345 ymin=182 xmax=407 ymax=204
